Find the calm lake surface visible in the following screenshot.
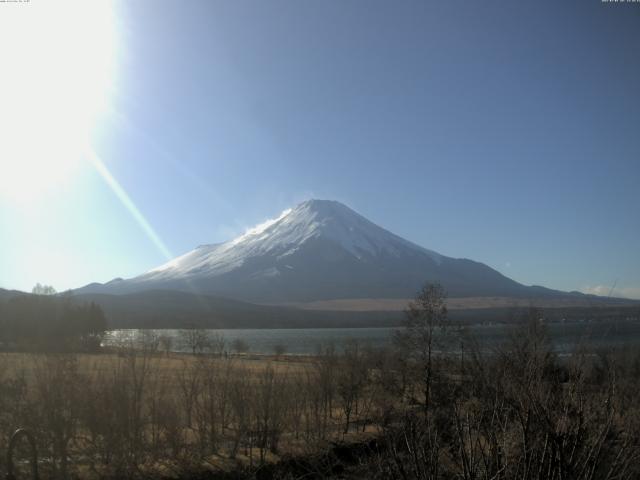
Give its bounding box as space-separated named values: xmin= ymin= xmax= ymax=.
xmin=104 ymin=321 xmax=640 ymax=355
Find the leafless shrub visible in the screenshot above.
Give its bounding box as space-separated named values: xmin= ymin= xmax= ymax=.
xmin=31 ymin=354 xmax=82 ymax=479
xmin=179 ymin=328 xmax=211 ymax=355
xmin=232 ymin=338 xmax=250 ymax=355
xmin=158 ymin=334 xmax=173 ymax=356
xmin=273 ymin=343 xmax=287 ymax=357
xmin=252 ymin=364 xmax=288 ymax=462
xmin=336 ymin=339 xmax=367 ymax=434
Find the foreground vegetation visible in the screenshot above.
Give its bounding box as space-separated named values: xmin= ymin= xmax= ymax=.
xmin=0 ymin=286 xmax=638 ymax=479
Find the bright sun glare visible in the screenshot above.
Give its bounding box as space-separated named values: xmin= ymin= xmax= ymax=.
xmin=0 ymin=0 xmax=116 ymax=204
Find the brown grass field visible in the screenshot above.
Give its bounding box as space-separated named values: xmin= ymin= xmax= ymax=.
xmin=279 ymin=295 xmax=638 ymax=311
xmin=0 ymin=315 xmax=638 ymax=480
xmin=0 ymin=349 xmax=380 ymax=479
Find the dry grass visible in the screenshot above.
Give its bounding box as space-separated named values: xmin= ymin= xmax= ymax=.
xmin=0 ymin=349 xmax=381 ymax=479
xmin=0 ymin=351 xmax=312 ymax=377
xmin=278 ymin=295 xmax=637 ymax=311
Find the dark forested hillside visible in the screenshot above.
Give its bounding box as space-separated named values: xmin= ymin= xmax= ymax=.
xmin=0 ymin=294 xmax=107 ymax=350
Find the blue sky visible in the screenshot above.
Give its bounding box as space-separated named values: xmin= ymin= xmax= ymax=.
xmin=0 ymin=0 xmax=639 ymax=298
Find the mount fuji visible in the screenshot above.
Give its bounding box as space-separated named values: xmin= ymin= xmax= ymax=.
xmin=75 ymin=199 xmax=575 ymax=304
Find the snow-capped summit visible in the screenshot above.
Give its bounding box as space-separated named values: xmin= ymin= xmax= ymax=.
xmin=75 ymin=199 xmax=561 ymax=302
xmin=146 ymin=199 xmax=442 ymax=281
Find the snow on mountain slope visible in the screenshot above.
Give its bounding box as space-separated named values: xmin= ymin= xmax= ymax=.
xmin=74 ymin=199 xmax=569 ymax=302
xmin=142 ymin=200 xmax=442 ymax=282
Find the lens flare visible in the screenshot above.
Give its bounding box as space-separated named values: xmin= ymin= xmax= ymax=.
xmin=87 ymin=150 xmax=173 ymax=261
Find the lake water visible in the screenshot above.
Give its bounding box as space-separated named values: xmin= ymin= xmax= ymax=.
xmin=104 ymin=320 xmax=640 ymax=355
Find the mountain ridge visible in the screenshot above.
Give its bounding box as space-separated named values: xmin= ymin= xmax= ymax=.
xmin=72 ymin=199 xmax=602 ymax=303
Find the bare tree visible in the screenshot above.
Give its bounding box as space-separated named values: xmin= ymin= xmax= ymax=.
xmin=179 ymin=328 xmax=211 ymax=355
xmin=177 ymin=359 xmax=201 ymax=429
xmin=32 ymin=354 xmax=82 ymax=479
xmin=337 ymin=339 xmax=367 ymax=434
xmin=232 ymin=338 xmax=250 ymax=355
xmin=228 ymin=367 xmax=252 ymax=459
xmin=138 ymin=329 xmax=160 ymax=354
xmin=158 ymin=334 xmax=173 ymax=356
xmin=209 ymin=332 xmax=226 ymax=356
xmin=252 ymin=364 xmax=289 ymax=462
xmin=395 ymin=282 xmax=448 ymax=413
xmin=273 ymin=343 xmax=287 ymax=358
